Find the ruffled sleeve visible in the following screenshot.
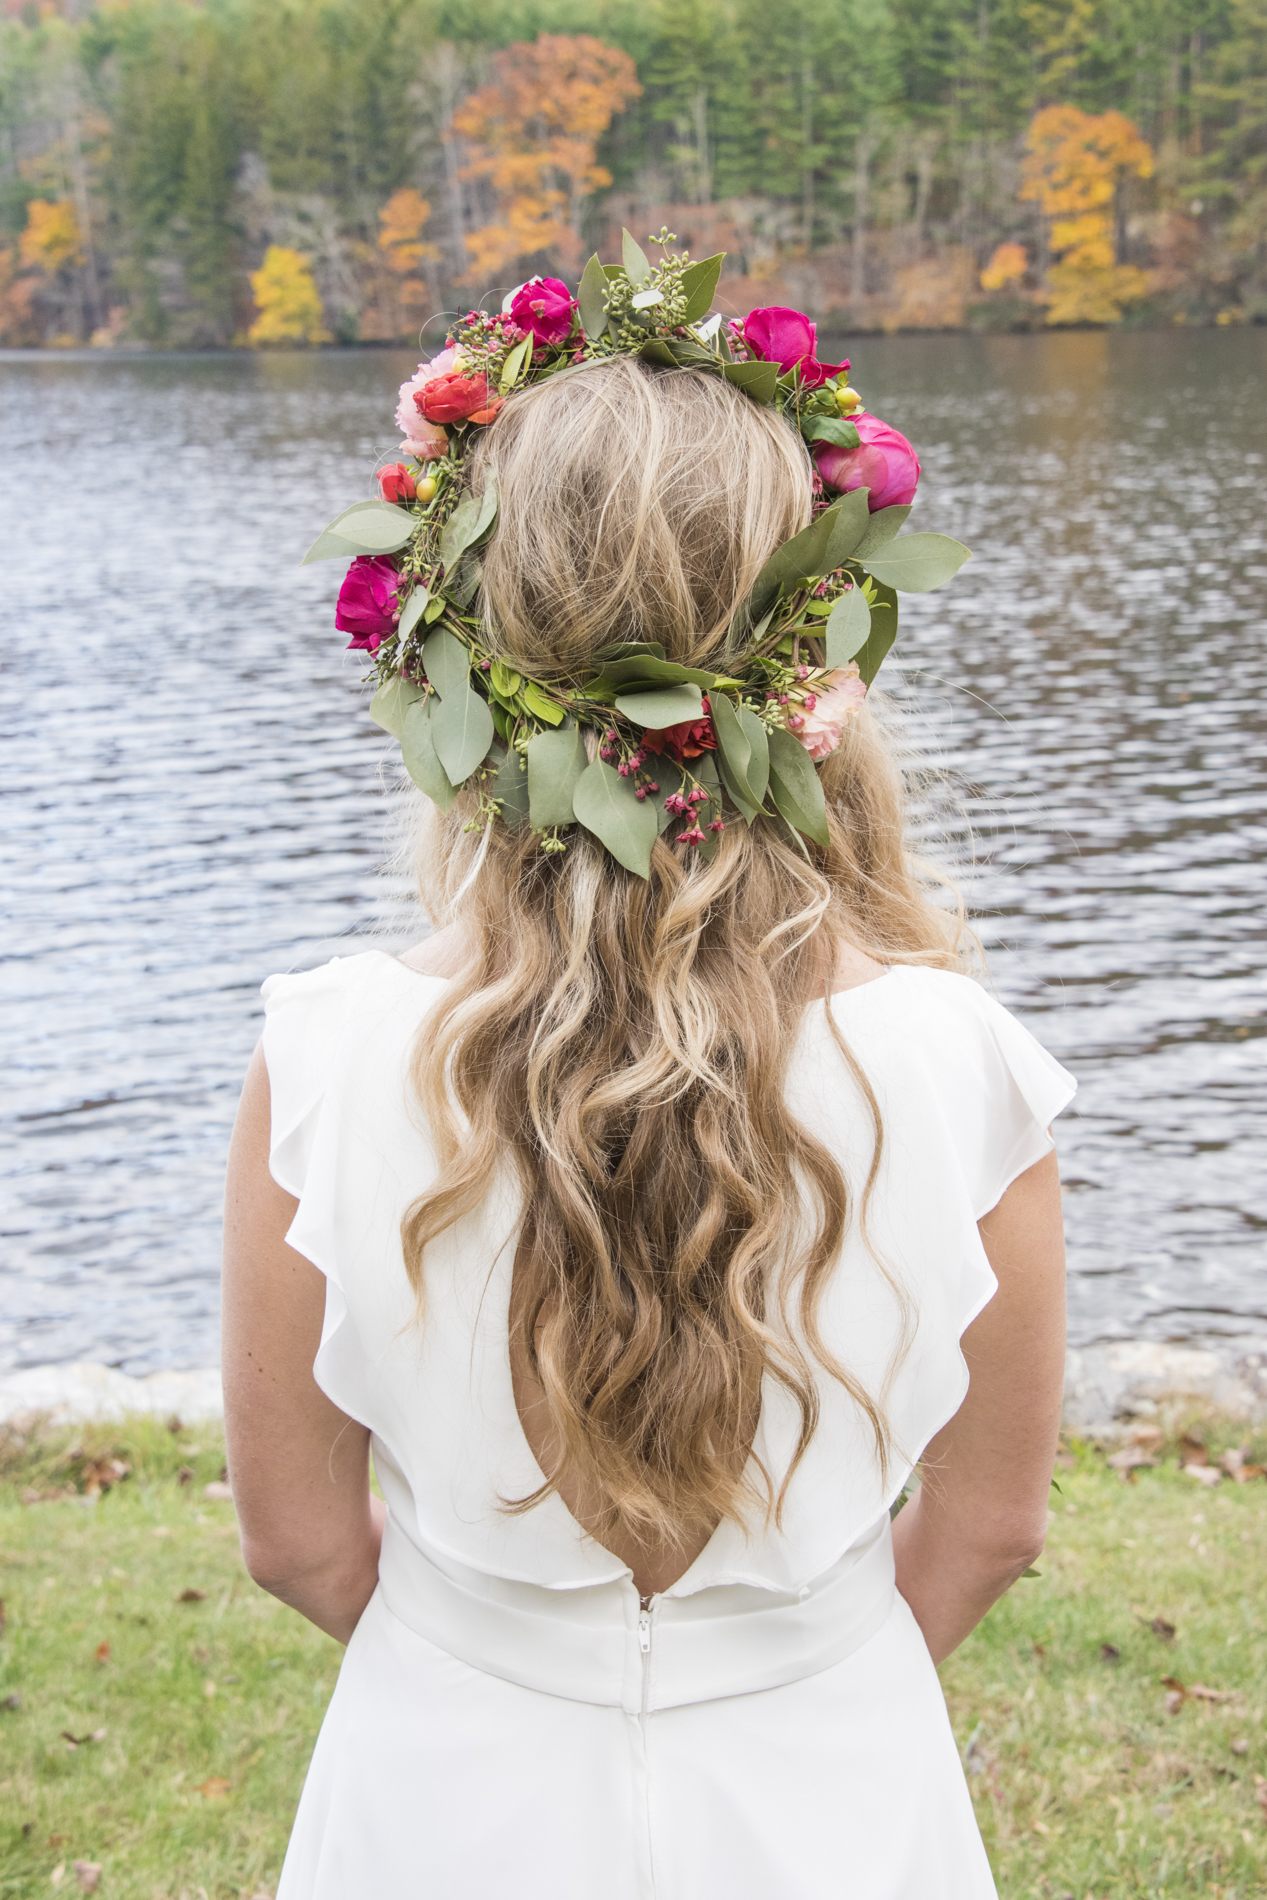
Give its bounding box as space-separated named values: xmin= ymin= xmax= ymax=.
xmin=920 ymin=976 xmax=1078 ymax=1218
xmin=260 ymin=959 xmax=366 ymax=1206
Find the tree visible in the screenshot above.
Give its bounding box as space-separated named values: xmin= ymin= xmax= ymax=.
xmin=1021 ymin=102 xmax=1155 ymax=319
xmin=247 ymin=245 xmax=329 ymax=344
xmin=453 ymin=34 xmax=642 ymax=282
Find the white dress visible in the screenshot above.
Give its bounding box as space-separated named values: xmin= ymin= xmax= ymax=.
xmin=261 ymin=952 xmax=1075 ymax=1900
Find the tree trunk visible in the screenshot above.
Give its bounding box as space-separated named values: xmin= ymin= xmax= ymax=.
xmin=852 ymin=130 xmax=872 ymax=302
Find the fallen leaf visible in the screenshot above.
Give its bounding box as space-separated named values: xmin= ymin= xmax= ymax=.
xmin=1130 ymin=1425 xmax=1164 ymax=1450
xmin=1189 ymin=1682 xmax=1234 ymax=1703
xmin=1255 ymin=1775 xmax=1267 ymax=1817
xmin=73 ymin=1863 xmax=101 ymax=1893
xmin=203 ymin=1678 xmax=216 ymax=1699
xmin=1231 ymin=1738 xmax=1249 ymax=1755
xmin=47 ymin=1835 xmax=67 ymax=1848
xmin=152 ymin=1526 xmax=172 ymax=1538
xmin=176 ymin=1465 xmax=195 ymax=1486
xmin=195 ymin=1775 xmax=230 ymax=1798
xmin=61 ymin=1728 xmax=107 ymax=1747
xmin=50 ymin=1865 xmax=64 ymax=1888
xmin=1179 ymin=1433 xmax=1208 ymax=1465
xmin=94 ymin=1640 xmax=110 ymax=1663
xmin=177 ymin=1589 xmax=206 ymax=1604
xmin=2 ymin=1691 xmax=23 ymax=1711
xmin=1108 ymin=1446 xmax=1157 ymax=1471
xmin=203 ymin=1481 xmax=233 ymax=1502
xmin=1100 ymin=1643 xmax=1121 ymax=1664
xmin=1183 ymin=1462 xmax=1222 ymax=1487
xmin=1164 ymin=1689 xmax=1185 ymax=1716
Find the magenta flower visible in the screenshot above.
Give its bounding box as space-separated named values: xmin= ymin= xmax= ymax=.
xmin=509 ymin=277 xmax=577 ymax=348
xmin=740 ymin=307 xmax=848 ymax=389
xmin=813 ymin=412 xmax=922 ymax=511
xmin=336 ymin=556 xmax=401 ymax=652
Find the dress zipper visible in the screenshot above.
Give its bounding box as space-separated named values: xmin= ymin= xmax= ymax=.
xmin=638 ymin=1594 xmax=655 ymax=1723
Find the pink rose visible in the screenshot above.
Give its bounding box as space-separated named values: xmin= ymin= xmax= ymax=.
xmin=741 ymin=307 xmax=847 ymax=390
xmin=509 ymin=276 xmax=577 ymax=347
xmin=336 ymin=555 xmax=400 ymax=652
xmin=792 ymin=665 xmax=866 ymax=760
xmin=814 ymin=413 xmax=921 ymax=511
xmin=395 ymin=350 xmax=454 ymax=459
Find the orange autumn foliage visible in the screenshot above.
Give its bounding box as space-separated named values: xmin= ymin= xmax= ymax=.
xmin=980 ymin=241 xmax=1029 ymax=291
xmin=1021 ymin=105 xmax=1154 ymax=324
xmin=453 ymin=34 xmax=641 ymax=283
xmin=378 ymin=189 xmax=441 ymax=275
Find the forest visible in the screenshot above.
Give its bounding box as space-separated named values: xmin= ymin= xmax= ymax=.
xmin=1 ymin=0 xmax=1263 ymax=346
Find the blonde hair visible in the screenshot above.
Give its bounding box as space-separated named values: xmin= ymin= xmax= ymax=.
xmin=402 ymin=358 xmax=968 ymax=1554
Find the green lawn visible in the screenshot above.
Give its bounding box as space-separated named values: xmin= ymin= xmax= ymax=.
xmin=0 ymin=1415 xmax=1264 ymax=1899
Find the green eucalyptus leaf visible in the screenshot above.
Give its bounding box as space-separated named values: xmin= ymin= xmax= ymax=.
xmin=521 ymin=682 xmax=566 ymax=726
xmin=490 ymin=743 xmax=530 ymax=827
xmin=302 ymin=498 xmax=413 ymax=564
xmin=849 ymin=504 xmax=912 ymax=563
xmin=631 ymin=286 xmax=663 ymax=310
xmin=499 ymin=336 xmax=532 ymax=394
xmin=721 ymin=359 xmax=778 ymax=403
xmin=420 ymin=626 xmax=469 ymax=701
xmin=863 ymin=533 xmax=971 ymax=593
xmin=595 ymin=656 xmax=720 ymax=691
xmin=527 ymin=724 xmax=588 ymax=827
xmin=735 ymin=705 xmax=770 ymax=806
xmin=401 ymin=699 xmax=458 ymax=809
xmin=823 ymin=585 xmax=871 ymax=667
xmin=854 ymin=580 xmax=898 ymax=686
xmin=637 ymin=338 xmax=678 ymax=368
xmin=577 ymin=254 xmax=609 ymax=340
xmin=397 ymin=588 xmax=429 ymax=640
xmin=708 ymin=692 xmax=759 ymax=818
xmin=767 ymin=726 xmax=830 ymax=849
xmin=746 ymin=492 xmax=869 ymax=624
xmin=438 ymin=476 xmax=499 ymax=569
xmin=593 ymin=640 xmax=667 ymax=663
xmin=823 ymin=487 xmax=874 ymax=568
xmin=572 ymin=759 xmax=658 ymax=877
xmin=369 ymin=675 xmax=425 ymax=741
xmin=801 ymin=415 xmax=861 ymax=449
xmin=614 ymin=682 xmax=704 ymax=729
xmin=450 ymin=556 xmax=482 ymax=609
xmin=621 ymin=229 xmax=651 ymax=284
xmin=424 ymin=595 xmax=445 ymax=624
xmin=679 ymin=253 xmax=724 ymax=323
xmin=488 ymin=659 xmax=521 ymax=699
xmin=429 ymin=683 xmax=495 ymax=783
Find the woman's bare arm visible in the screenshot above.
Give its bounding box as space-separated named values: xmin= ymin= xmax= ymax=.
xmin=891 ymin=1147 xmax=1066 ymax=1663
xmin=221 ymin=1043 xmax=383 ymax=1644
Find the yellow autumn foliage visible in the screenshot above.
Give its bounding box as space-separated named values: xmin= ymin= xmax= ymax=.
xmin=980 ymin=242 xmax=1028 ymax=291
xmin=1021 ymin=105 xmax=1154 ymax=324
xmin=247 ymin=246 xmax=330 ymax=347
xmin=20 ymin=200 xmax=83 ymax=274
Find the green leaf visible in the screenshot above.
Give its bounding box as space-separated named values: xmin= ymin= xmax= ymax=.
xmin=745 ymin=490 xmax=872 ymax=624
xmin=614 ymin=683 xmax=704 ymax=729
xmin=499 ymin=336 xmax=532 ymax=394
xmin=488 ymin=659 xmax=521 ymax=699
xmin=593 ymin=640 xmax=667 ymax=663
xmin=631 ymin=287 xmax=663 ymax=311
xmin=637 ymin=338 xmax=678 ymax=368
xmin=369 ymin=675 xmax=425 ymax=741
xmin=572 ymin=759 xmax=658 ymax=877
xmin=424 ymin=595 xmax=445 ymax=624
xmin=735 ymin=705 xmax=770 ymax=806
xmin=577 ymin=254 xmax=609 ymax=340
xmin=595 ymin=656 xmax=720 ymax=691
xmin=527 ymin=724 xmax=588 ymax=827
xmin=721 ymin=360 xmax=778 ymax=403
xmin=438 ymin=476 xmax=499 ymax=569
xmin=823 ymin=487 xmax=874 ymax=568
xmin=302 ymin=498 xmax=415 ymax=563
xmin=767 ymin=726 xmax=829 ymax=849
xmin=430 ymin=683 xmax=495 ymax=783
xmin=401 ymin=699 xmax=457 ymax=810
xmin=801 ymin=416 xmax=861 ymax=449
xmin=621 ymin=229 xmax=651 ymax=284
xmin=420 ymin=626 xmax=469 ymax=701
xmin=863 ymin=533 xmax=971 ymax=593
xmin=854 ymin=580 xmax=898 ymax=686
xmin=849 ymin=505 xmax=912 ymax=564
xmin=397 ymin=588 xmax=429 ymax=641
xmin=823 ymin=585 xmax=871 ymax=667
xmin=521 ymin=682 xmax=566 ymax=726
xmin=679 ymin=252 xmax=724 ymax=324
xmin=491 ymin=743 xmax=530 ymax=827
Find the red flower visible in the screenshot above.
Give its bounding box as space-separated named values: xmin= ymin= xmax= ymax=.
xmin=643 ymin=697 xmax=718 ymax=762
xmin=741 ymin=307 xmax=847 ymax=390
xmin=509 ymin=276 xmax=578 ymax=347
xmin=415 ymin=371 xmax=497 ymax=424
xmin=377 ymin=462 xmax=416 ymax=504
xmin=813 ymin=413 xmax=921 ymax=511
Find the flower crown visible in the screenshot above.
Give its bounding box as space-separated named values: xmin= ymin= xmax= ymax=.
xmin=305 ymin=231 xmax=970 ymax=878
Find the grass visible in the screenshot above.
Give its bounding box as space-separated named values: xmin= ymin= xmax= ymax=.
xmin=0 ymin=1414 xmax=1264 ymax=1899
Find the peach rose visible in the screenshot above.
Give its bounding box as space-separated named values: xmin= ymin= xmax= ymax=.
xmin=791 ymin=665 xmax=866 ymax=760
xmin=395 ymin=349 xmax=455 ymax=459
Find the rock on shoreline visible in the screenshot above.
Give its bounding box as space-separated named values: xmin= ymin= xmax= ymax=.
xmin=2 ymin=1344 xmax=1266 ymax=1434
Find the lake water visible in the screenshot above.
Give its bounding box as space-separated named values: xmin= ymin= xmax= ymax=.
xmin=1 ymin=331 xmax=1264 ymax=1375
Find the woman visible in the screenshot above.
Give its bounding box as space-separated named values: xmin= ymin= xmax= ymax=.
xmin=223 ymin=320 xmax=1072 ymax=1897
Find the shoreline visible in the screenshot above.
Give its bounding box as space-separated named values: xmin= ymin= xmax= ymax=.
xmin=4 ymin=1341 xmax=1265 ymax=1435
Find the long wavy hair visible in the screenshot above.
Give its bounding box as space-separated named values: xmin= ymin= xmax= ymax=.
xmin=401 ymin=358 xmax=969 ymax=1554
